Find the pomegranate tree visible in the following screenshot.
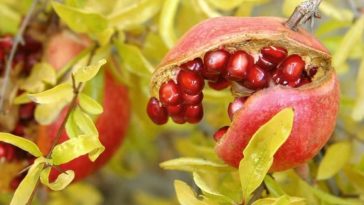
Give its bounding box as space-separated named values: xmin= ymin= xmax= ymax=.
xmin=147 ymin=17 xmax=339 ymax=171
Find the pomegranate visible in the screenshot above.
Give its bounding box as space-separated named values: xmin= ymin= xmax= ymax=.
xmin=147 ymin=17 xmax=339 ymax=171
xmin=0 ymin=31 xmax=130 ymax=190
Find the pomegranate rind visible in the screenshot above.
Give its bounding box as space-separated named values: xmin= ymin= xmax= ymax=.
xmin=215 ymin=70 xmax=339 ymax=171
xmin=150 ymin=16 xmax=331 ymax=97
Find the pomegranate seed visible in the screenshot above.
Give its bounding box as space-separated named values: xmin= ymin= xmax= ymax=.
xmin=21 ymin=36 xmax=42 ymax=53
xmin=12 ymin=124 xmax=25 ymax=136
xmin=261 ymin=46 xmax=287 ymax=64
xmin=146 ymin=97 xmax=168 ymax=125
xmin=208 ymin=77 xmax=230 ymax=90
xmin=287 ymin=77 xmax=302 ymax=87
xmin=5 ymin=145 xmax=15 ymax=161
xmin=213 ymin=126 xmax=229 ymax=142
xmin=225 ymin=50 xmax=253 ymax=81
xmin=177 ymin=69 xmax=205 ymax=95
xmin=204 ymin=49 xmax=229 ymax=74
xmin=256 ymin=55 xmax=276 ymax=71
xmin=243 ymin=65 xmax=269 ymax=89
xmin=308 ymin=67 xmax=318 ymax=78
xmin=185 ymin=104 xmax=203 ymax=124
xmin=0 ymin=35 xmax=13 ymax=51
xmin=9 ymin=174 xmax=25 ymax=190
xmin=167 ymin=104 xmax=184 ymax=116
xmin=19 ymin=102 xmax=35 ymax=121
xmin=297 ymin=77 xmax=311 ymax=87
xmin=181 ymin=58 xmax=204 ymax=73
xmin=201 ymin=68 xmax=220 ymax=82
xmin=159 ymin=80 xmax=182 ymax=106
xmin=171 ymin=112 xmax=186 ymax=124
xmin=228 ymin=97 xmax=247 ymax=120
xmin=0 ymin=143 xmax=6 ymax=160
xmin=279 ymin=54 xmax=305 ymax=81
xmin=182 ymin=92 xmax=203 ymax=105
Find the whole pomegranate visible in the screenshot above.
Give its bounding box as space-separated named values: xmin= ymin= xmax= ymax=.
xmin=0 ymin=31 xmax=130 ymax=190
xmin=147 ymin=17 xmax=339 ymax=171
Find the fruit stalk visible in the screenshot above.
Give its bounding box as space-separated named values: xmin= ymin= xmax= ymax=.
xmin=0 ymin=0 xmax=41 ymax=113
xmin=286 ymin=0 xmax=323 ymax=31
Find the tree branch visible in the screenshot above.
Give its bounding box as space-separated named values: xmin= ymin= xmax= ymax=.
xmin=286 ymin=0 xmax=323 ymax=31
xmin=0 ymin=0 xmax=41 ymax=113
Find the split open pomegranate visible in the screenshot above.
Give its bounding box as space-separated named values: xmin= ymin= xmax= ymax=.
xmin=147 ymin=17 xmax=339 ymax=171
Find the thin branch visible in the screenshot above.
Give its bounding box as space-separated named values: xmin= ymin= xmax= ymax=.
xmin=27 ymin=44 xmax=98 ymax=204
xmin=0 ymin=0 xmax=41 ymax=113
xmin=286 ymin=0 xmax=323 ymax=31
xmin=247 ymin=183 xmax=266 ymax=205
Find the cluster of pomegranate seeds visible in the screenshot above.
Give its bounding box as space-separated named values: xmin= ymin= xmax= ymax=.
xmin=0 ymin=35 xmax=43 ymax=75
xmin=147 ymin=46 xmax=318 ymax=126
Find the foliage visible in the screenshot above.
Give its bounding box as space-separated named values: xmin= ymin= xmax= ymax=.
xmin=0 ymin=0 xmax=364 ymax=205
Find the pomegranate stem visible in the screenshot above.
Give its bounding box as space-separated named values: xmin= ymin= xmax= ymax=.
xmin=285 ymin=0 xmax=323 ymax=31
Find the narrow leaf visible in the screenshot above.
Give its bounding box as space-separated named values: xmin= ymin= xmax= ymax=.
xmin=10 ymin=157 xmax=45 ymax=205
xmin=252 ymin=195 xmax=305 ymax=205
xmin=352 ymin=56 xmax=364 ymax=121
xmin=79 ymin=93 xmax=103 ymax=115
xmin=159 ymin=0 xmax=179 ymax=48
xmin=197 ymin=0 xmax=222 ymax=18
xmin=34 ymin=100 xmax=69 ymax=125
xmin=263 ymin=175 xmax=286 ymax=197
xmin=0 ymin=133 xmax=42 ymax=157
xmin=333 ymin=16 xmax=364 ymax=73
xmin=109 ymin=0 xmax=162 ymax=30
xmin=160 ymin=158 xmax=232 ymax=172
xmin=317 ymin=141 xmax=352 ymax=180
xmin=52 ymin=1 xmax=108 ymax=34
xmin=174 ymin=180 xmax=207 ymax=205
xmin=40 ymin=167 xmax=75 ymax=191
xmin=73 ymin=59 xmax=106 ymax=83
xmin=73 ymin=108 xmax=98 ymax=135
xmin=240 ymin=108 xmax=294 ymax=203
xmin=51 ymin=134 xmax=105 ymax=165
xmin=28 ymin=83 xmax=73 ymax=104
xmin=65 ymin=111 xmax=79 ymax=138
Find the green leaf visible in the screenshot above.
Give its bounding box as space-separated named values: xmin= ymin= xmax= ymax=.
xmin=239 ymin=108 xmax=294 ymax=203
xmin=160 ymin=158 xmax=232 ymax=172
xmin=0 ymin=133 xmax=42 ymax=157
xmin=0 ymin=4 xmax=20 ymax=34
xmin=109 ymin=0 xmax=162 ymax=30
xmin=206 ymin=0 xmax=260 ymax=11
xmin=352 ymin=57 xmax=364 ymax=121
xmin=40 ymin=167 xmax=75 ymax=191
xmin=51 ymin=134 xmax=105 ymax=165
xmin=21 ymin=62 xmax=56 ymax=90
xmin=13 ymin=93 xmax=32 ymax=104
xmin=252 ymin=195 xmax=305 ymax=205
xmin=333 ymin=16 xmax=364 ymax=74
xmin=159 ymin=0 xmax=180 ymax=48
xmin=73 ymin=59 xmax=106 ymax=83
xmin=197 ymin=0 xmax=222 ymax=18
xmin=319 ymin=2 xmax=354 ymax=22
xmin=317 ymin=141 xmax=352 ymax=180
xmin=34 ymin=100 xmax=69 ymax=125
xmin=73 ymin=108 xmax=98 ymax=135
xmin=78 ymin=93 xmax=103 ymax=115
xmin=193 ymin=172 xmax=235 ymax=204
xmin=174 ymin=180 xmax=208 ymax=205
xmin=115 ymin=41 xmax=154 ymax=78
xmin=10 ymin=157 xmax=46 ymax=205
xmin=65 ymin=111 xmax=79 ymax=138
xmin=264 ymin=175 xmax=286 ymax=197
xmin=309 ymin=185 xmax=362 ymax=205
xmin=344 ymin=165 xmax=364 ymax=194
xmin=52 ymin=1 xmax=108 ymax=34
xmin=28 ymin=83 xmax=73 ymax=104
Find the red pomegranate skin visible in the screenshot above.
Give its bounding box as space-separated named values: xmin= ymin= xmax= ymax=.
xmin=151 ymin=17 xmax=339 ymax=171
xmin=216 ymin=72 xmax=339 ymax=171
xmin=157 ymin=17 xmax=328 ymax=70
xmin=38 ymin=32 xmax=130 ymax=181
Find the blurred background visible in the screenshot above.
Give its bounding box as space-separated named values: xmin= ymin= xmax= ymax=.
xmin=0 ymin=0 xmax=364 ymax=204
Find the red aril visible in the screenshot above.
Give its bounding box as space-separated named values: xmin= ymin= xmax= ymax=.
xmin=159 ymin=80 xmax=182 ymax=106
xmin=225 ymin=50 xmax=252 ymax=81
xmin=177 ymin=69 xmax=204 ymax=95
xmin=147 ymin=97 xmax=168 ymax=125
